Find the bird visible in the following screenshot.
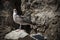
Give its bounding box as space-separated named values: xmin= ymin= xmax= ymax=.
xmin=13 ymin=9 xmax=38 ymax=33
xmin=13 ymin=9 xmax=29 ymax=29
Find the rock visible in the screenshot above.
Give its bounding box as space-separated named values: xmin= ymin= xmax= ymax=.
xmin=21 ymin=0 xmax=59 ymax=40
xmin=5 ymin=29 xmax=46 ymax=40
xmin=30 ymin=33 xmax=44 ymax=40
xmin=5 ymin=29 xmax=28 ymax=39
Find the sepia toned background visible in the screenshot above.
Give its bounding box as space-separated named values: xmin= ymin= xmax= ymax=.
xmin=0 ymin=0 xmax=60 ymax=40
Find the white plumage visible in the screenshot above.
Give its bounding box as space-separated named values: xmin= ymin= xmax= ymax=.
xmin=13 ymin=9 xmax=29 ymax=29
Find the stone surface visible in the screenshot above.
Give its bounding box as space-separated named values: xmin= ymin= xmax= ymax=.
xmin=5 ymin=29 xmax=29 ymax=39
xmin=5 ymin=29 xmax=45 ymax=40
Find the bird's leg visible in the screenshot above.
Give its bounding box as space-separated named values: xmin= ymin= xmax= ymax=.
xmin=16 ymin=24 xmax=21 ymax=32
xmin=19 ymin=24 xmax=21 ymax=29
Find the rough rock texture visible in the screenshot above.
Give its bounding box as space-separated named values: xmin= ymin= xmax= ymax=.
xmin=5 ymin=29 xmax=44 ymax=40
xmin=21 ymin=0 xmax=60 ymax=40
xmin=0 ymin=0 xmax=60 ymax=40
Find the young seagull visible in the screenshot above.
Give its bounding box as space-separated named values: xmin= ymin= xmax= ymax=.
xmin=13 ymin=9 xmax=29 ymax=29
xmin=13 ymin=9 xmax=22 ymax=29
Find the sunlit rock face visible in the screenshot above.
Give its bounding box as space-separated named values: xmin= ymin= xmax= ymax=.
xmin=5 ymin=29 xmax=46 ymax=40
xmin=21 ymin=0 xmax=59 ymax=40
xmin=21 ymin=0 xmax=56 ymax=25
xmin=5 ymin=29 xmax=28 ymax=39
xmin=31 ymin=8 xmax=55 ymax=25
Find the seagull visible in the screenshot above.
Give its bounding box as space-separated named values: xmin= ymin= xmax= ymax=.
xmin=13 ymin=9 xmax=29 ymax=29
xmin=13 ymin=9 xmax=38 ymax=33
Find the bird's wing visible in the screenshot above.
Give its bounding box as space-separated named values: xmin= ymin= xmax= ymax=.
xmin=13 ymin=15 xmax=23 ymax=24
